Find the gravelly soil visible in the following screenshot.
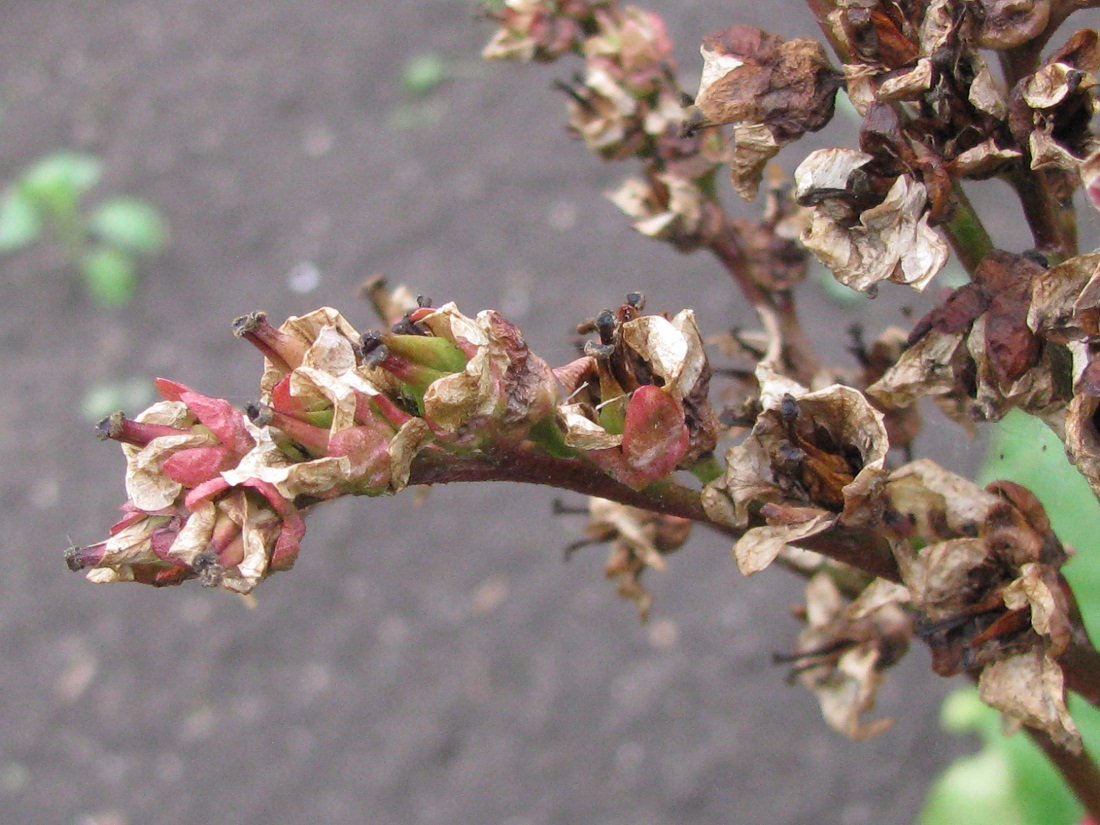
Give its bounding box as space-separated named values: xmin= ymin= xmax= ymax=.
xmin=0 ymin=2 xmax=995 ymax=824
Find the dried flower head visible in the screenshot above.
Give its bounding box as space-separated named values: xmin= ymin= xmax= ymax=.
xmin=693 ymin=24 xmax=840 ymax=198
xmin=703 ymin=366 xmax=889 ymax=575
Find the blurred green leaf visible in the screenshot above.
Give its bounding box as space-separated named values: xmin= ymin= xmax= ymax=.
xmin=918 ymin=746 xmax=1025 ymax=825
xmin=80 ymin=377 xmax=156 ymax=422
xmin=0 ymin=187 xmax=41 ymax=251
xmin=82 ymin=245 xmax=137 ymax=306
xmin=90 ymin=198 xmax=167 ymax=255
xmin=402 ymin=53 xmax=447 ymax=96
xmin=19 ymin=152 xmax=102 ymax=216
xmin=940 ymin=687 xmax=999 ymax=739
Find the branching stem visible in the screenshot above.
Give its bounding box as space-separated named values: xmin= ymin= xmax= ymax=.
xmin=707 ymin=223 xmax=824 ymax=384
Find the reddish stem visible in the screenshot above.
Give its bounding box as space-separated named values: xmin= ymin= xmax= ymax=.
xmin=707 ymin=225 xmax=824 ymax=385
xmin=1028 ymin=729 xmax=1100 ymax=821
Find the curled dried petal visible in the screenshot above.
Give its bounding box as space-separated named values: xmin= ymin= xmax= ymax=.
xmin=978 ymin=650 xmax=1081 ymax=752
xmin=798 ymin=165 xmax=948 ymax=293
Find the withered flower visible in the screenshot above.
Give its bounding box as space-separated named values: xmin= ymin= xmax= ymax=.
xmin=1008 ymin=29 xmax=1100 ymax=176
xmin=702 ymin=366 xmax=889 ymax=575
xmin=567 ymin=497 xmax=692 ymax=620
xmin=559 ymin=299 xmax=717 ymax=488
xmin=795 ymin=148 xmax=948 ymax=294
xmin=1027 ymin=253 xmax=1100 ymax=499
xmin=693 ymin=24 xmax=840 ymax=199
xmin=870 ymin=250 xmax=1068 ymax=426
xmin=72 ymin=307 xmax=441 ymax=594
xmin=410 ymin=303 xmax=560 ymax=448
xmin=481 ymin=0 xmax=595 ymax=62
xmin=786 ymin=573 xmax=910 ymax=739
xmin=607 ymin=171 xmax=715 ymax=250
xmin=886 ymin=463 xmax=1080 ymax=750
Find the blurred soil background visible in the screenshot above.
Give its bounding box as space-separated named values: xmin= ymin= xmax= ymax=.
xmin=0 ymin=1 xmax=1046 ymax=823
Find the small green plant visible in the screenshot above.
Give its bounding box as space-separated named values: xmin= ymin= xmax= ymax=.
xmin=0 ymin=151 xmax=167 ymax=306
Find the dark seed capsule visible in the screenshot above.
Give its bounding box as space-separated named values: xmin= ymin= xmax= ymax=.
xmin=595 ymin=309 xmax=617 ymax=345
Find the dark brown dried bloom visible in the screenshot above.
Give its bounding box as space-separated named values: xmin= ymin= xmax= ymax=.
xmin=1008 ymin=29 xmax=1100 ymax=176
xmin=693 ymin=25 xmax=840 ymax=198
xmin=870 ymin=250 xmax=1069 ymax=426
xmin=886 ymin=463 xmax=1079 ymax=750
xmin=702 ymin=367 xmax=889 ymax=575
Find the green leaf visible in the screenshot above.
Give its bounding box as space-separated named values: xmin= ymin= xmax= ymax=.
xmin=82 ymin=245 xmax=138 ymax=306
xmin=918 ymin=747 xmax=1025 ymax=825
xmin=19 ymin=152 xmax=102 ymax=216
xmin=0 ymin=188 xmax=41 ymax=252
xmin=90 ymin=198 xmax=167 ymax=255
xmin=402 ymin=53 xmax=447 ymax=96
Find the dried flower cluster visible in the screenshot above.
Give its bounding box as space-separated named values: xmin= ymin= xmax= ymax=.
xmin=485 ymin=0 xmax=730 ymax=249
xmin=70 ymin=0 xmax=1100 ymax=812
xmin=69 ymin=292 xmax=715 ymax=595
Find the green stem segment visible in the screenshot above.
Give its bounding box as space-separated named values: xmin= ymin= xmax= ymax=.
xmin=941 ymin=183 xmax=995 ymax=277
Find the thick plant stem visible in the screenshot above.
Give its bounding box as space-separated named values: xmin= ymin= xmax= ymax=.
xmin=995 ymin=47 xmax=1079 ymax=263
xmin=1060 ymin=573 xmax=1100 ymax=709
xmin=410 ymin=444 xmax=904 ymax=580
xmin=409 ymin=445 xmax=715 ymax=524
xmin=1005 ymin=167 xmax=1079 ymax=263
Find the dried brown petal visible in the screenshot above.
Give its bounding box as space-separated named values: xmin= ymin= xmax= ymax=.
xmin=968 ymin=56 xmax=1010 ymax=120
xmin=887 ymin=459 xmax=1000 ymax=545
xmin=978 ymin=650 xmax=1081 ymax=752
xmin=728 ymin=123 xmax=781 ymax=200
xmin=875 ymin=58 xmax=933 ymax=102
xmin=798 ymin=160 xmax=948 ymax=293
xmin=1029 ymin=252 xmax=1100 ymax=342
xmin=792 ymin=573 xmax=907 ymax=739
xmin=695 ymin=25 xmax=838 ymax=198
xmin=1064 ymin=388 xmax=1100 ymax=500
xmin=975 ymin=0 xmax=1051 ymax=50
xmin=1002 ymin=562 xmax=1072 ymax=655
xmin=733 ymin=509 xmax=834 ymax=575
xmin=258 ymin=307 xmax=364 ymax=398
xmin=951 ymin=139 xmax=1021 ymax=178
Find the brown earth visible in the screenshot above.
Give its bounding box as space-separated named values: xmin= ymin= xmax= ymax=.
xmin=0 ymin=2 xmax=997 ymax=824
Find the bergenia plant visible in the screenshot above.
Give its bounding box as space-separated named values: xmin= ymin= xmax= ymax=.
xmin=68 ymin=0 xmax=1100 ymax=818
